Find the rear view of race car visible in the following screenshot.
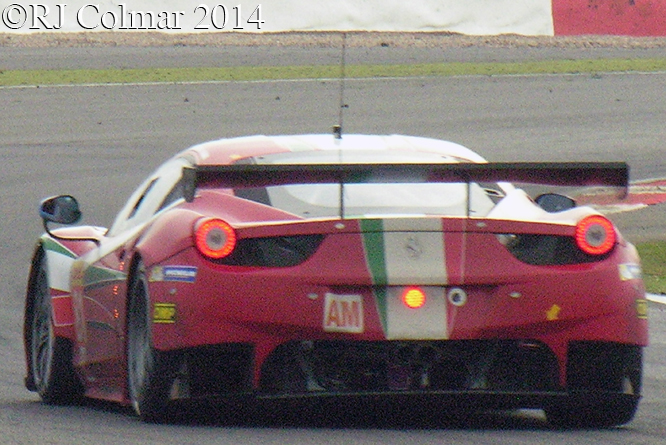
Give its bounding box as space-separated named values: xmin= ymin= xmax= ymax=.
xmin=25 ymin=135 xmax=647 ymax=427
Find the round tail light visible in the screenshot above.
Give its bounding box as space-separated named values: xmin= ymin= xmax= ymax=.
xmin=575 ymin=215 xmax=616 ymax=255
xmin=194 ymin=218 xmax=237 ymax=259
xmin=402 ymin=287 xmax=426 ymax=309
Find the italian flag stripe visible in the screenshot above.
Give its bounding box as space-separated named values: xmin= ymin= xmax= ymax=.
xmin=84 ymin=265 xmax=126 ymax=289
xmin=41 ymin=236 xmax=76 ymax=259
xmin=360 ymin=219 xmax=388 ymax=333
xmin=360 ymin=218 xmax=449 ymax=339
xmin=360 ymin=219 xmax=387 ymax=285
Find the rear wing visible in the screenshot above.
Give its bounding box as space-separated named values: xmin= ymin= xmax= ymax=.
xmin=183 ymin=162 xmax=628 ymax=203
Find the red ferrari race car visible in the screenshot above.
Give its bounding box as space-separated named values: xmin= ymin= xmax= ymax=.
xmin=24 ymin=134 xmax=647 ymax=427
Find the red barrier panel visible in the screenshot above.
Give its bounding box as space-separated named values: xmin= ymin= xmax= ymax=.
xmin=553 ymin=0 xmax=666 ymax=36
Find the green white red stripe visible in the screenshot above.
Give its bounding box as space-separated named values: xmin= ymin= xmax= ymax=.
xmin=361 ymin=218 xmax=449 ymax=340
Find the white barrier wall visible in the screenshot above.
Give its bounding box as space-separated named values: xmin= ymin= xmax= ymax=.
xmin=0 ymin=0 xmax=555 ymax=35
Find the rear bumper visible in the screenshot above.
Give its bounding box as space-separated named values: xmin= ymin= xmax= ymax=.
xmin=252 ymin=388 xmax=640 ymax=413
xmin=173 ymin=387 xmax=641 ymax=429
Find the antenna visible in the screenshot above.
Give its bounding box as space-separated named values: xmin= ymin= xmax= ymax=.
xmin=334 ymin=32 xmax=347 ymax=218
xmin=333 ymin=32 xmax=347 ymax=140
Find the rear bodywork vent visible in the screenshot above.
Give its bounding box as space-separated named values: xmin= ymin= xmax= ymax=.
xmin=212 ymin=234 xmax=325 ymax=267
xmin=503 ymin=234 xmax=611 ymax=266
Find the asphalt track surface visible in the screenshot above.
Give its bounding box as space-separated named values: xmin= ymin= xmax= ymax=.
xmin=3 ymin=45 xmax=666 ymax=70
xmin=1 ymin=45 xmax=666 ymax=443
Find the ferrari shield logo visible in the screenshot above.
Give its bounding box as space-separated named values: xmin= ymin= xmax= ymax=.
xmin=323 ymin=293 xmax=364 ymax=333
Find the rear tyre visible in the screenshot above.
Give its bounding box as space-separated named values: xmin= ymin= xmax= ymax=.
xmin=547 ymin=343 xmax=642 ymax=428
xmin=126 ymin=261 xmax=179 ymax=423
xmin=28 ymin=250 xmax=83 ymax=404
xmin=545 ymin=397 xmax=639 ymax=428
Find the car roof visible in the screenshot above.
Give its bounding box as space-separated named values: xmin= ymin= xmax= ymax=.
xmin=178 ymin=134 xmax=487 ymax=166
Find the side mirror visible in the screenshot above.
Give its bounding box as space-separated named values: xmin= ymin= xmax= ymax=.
xmin=39 ymin=195 xmax=82 ymax=225
xmin=535 ymin=193 xmax=576 ymax=213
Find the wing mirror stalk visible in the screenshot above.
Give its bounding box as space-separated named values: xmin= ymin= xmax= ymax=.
xmin=39 ymin=195 xmax=101 ymax=245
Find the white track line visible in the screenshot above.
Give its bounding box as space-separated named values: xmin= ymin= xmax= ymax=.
xmin=647 ymin=293 xmax=666 ymax=305
xmin=2 ymin=69 xmax=666 ymax=90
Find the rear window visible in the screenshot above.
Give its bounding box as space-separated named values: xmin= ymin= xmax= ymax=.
xmin=237 ymin=182 xmax=495 ymax=219
xmin=228 ymin=150 xmax=497 ymax=219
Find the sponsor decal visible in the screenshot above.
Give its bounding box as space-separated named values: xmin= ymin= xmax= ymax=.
xmin=150 ymin=266 xmax=197 ymax=283
xmin=153 ymin=303 xmax=177 ymax=324
xmin=323 ymin=293 xmax=364 ymax=333
xmin=636 ymin=299 xmax=648 ymax=320
xmin=619 ymin=263 xmax=642 ymax=281
xmin=546 ymin=304 xmax=561 ymax=321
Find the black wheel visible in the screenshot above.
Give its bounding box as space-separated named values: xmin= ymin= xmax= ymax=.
xmin=126 ymin=261 xmax=179 ymax=423
xmin=545 ymin=397 xmax=639 ymax=428
xmin=28 ymin=250 xmax=83 ymax=404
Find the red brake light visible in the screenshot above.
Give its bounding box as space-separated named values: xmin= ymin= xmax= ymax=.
xmin=402 ymin=288 xmax=426 ymax=309
xmin=194 ymin=218 xmax=237 ymax=259
xmin=575 ymin=215 xmax=616 ymax=255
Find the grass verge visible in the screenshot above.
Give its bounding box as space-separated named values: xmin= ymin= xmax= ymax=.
xmin=2 ymin=58 xmax=666 ymax=86
xmin=636 ymin=240 xmax=666 ymax=295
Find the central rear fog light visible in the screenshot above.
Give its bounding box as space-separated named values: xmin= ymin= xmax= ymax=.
xmin=402 ymin=287 xmax=426 ymax=309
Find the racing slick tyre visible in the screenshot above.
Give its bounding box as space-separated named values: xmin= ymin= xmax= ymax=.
xmin=545 ymin=397 xmax=639 ymax=428
xmin=28 ymin=249 xmax=83 ymax=405
xmin=126 ymin=261 xmax=179 ymax=423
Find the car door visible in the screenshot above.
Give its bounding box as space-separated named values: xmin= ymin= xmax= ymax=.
xmin=72 ymin=158 xmax=189 ymax=381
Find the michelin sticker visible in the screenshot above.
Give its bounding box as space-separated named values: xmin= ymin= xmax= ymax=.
xmin=150 ymin=266 xmax=198 ymax=283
